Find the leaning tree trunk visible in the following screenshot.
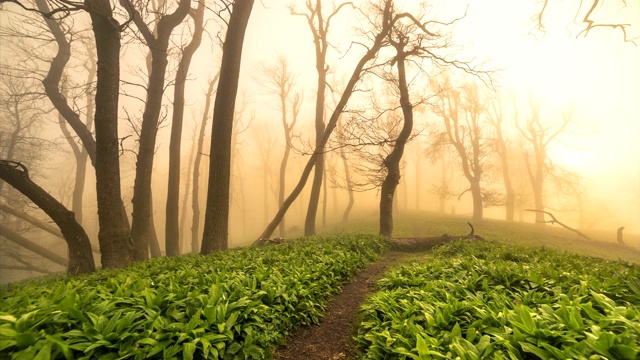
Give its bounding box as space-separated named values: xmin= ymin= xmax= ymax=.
xmin=0 ymin=160 xmax=95 ymax=274
xmin=201 ymin=0 xmax=254 ymax=254
xmin=86 ymin=0 xmax=134 ymax=268
xmin=304 ymin=36 xmax=327 ymax=237
xmin=379 ymin=47 xmax=412 ymax=238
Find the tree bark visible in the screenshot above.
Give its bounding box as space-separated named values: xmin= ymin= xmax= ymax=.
xmin=165 ymin=0 xmax=204 ymax=257
xmin=0 ymin=160 xmax=94 ymax=274
xmin=85 ymin=0 xmax=135 ymax=269
xmin=259 ymin=1 xmax=393 ymax=240
xmin=201 ymin=0 xmax=254 ymax=254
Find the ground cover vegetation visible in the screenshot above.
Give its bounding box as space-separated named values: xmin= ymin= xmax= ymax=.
xmin=0 ymin=234 xmax=389 ymax=359
xmin=354 ymin=240 xmax=640 ymax=359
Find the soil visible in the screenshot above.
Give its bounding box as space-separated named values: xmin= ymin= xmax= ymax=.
xmin=273 ymin=237 xmax=453 ymax=360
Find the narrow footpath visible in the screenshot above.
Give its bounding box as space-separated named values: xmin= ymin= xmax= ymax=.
xmin=274 ymin=251 xmax=412 ymax=360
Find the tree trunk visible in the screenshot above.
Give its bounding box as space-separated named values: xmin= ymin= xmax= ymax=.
xmin=258 ymin=1 xmax=393 ymax=240
xmin=415 ymin=143 xmax=421 ymax=210
xmin=180 ymin=127 xmax=196 ymax=252
xmin=165 ymin=0 xmax=205 ymax=257
xmin=278 ymin=144 xmax=290 ymax=237
xmin=322 ymin=164 xmax=328 ymax=227
xmin=305 ymin=116 xmax=325 ymax=235
xmin=148 ymin=192 xmax=162 ymax=257
xmin=379 ymin=47 xmax=412 ymax=238
xmin=192 ymin=75 xmax=218 ymax=253
xmin=201 ymin=0 xmax=254 ymax=254
xmin=0 ymin=161 xmax=94 ymax=274
xmin=470 ymin=180 xmax=483 ymax=221
xmin=86 ymin=0 xmax=134 ymax=269
xmin=340 ymin=152 xmax=354 ymax=223
xmin=130 ymin=51 xmax=168 ymax=261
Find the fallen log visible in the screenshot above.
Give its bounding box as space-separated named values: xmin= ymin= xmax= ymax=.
xmin=391 ymin=222 xmax=484 ymax=252
xmin=525 ymin=209 xmax=594 ymax=242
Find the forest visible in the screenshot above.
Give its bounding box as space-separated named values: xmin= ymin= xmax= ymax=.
xmin=0 ymin=0 xmax=639 ymax=358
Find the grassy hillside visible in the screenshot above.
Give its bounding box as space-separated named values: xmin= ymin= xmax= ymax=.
xmin=315 ymin=210 xmax=640 ymax=263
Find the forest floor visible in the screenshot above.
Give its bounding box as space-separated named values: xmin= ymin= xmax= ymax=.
xmin=274 ymin=237 xmax=444 ymax=360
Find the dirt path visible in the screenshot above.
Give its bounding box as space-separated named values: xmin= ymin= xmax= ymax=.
xmin=273 ymin=251 xmax=413 ymax=360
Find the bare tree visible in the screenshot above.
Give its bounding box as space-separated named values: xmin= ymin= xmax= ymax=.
xmin=291 ymin=0 xmax=352 ymax=236
xmin=517 ymin=99 xmax=573 ymax=224
xmin=191 ymin=75 xmax=218 ymax=253
xmin=256 ymin=56 xmax=301 ymax=237
xmin=165 ymin=0 xmax=205 ymax=257
xmin=432 ymin=79 xmax=492 ymax=221
xmin=486 ymin=94 xmax=515 ymax=221
xmin=201 ymin=0 xmax=254 ymax=254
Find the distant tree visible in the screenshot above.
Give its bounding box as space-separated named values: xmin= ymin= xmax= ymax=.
xmin=517 ymin=98 xmax=573 ymax=224
xmin=256 ymin=56 xmax=301 ymax=237
xmin=486 ymin=94 xmax=515 ymax=221
xmin=291 ymin=0 xmax=352 ymax=236
xmin=425 ymin=133 xmax=456 ymax=214
xmin=254 ymin=125 xmax=278 ymax=227
xmin=191 ymin=75 xmax=218 ymax=253
xmin=201 ymin=0 xmax=254 ymax=254
xmin=431 ymin=80 xmax=492 ymax=221
xmin=165 ymin=0 xmax=205 ymax=257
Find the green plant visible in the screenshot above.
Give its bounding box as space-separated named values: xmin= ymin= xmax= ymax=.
xmin=355 ymin=240 xmax=640 ymax=359
xmin=0 ymin=234 xmax=390 ymax=359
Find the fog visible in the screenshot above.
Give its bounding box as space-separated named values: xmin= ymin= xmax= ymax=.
xmin=0 ymin=0 xmax=639 ymax=282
